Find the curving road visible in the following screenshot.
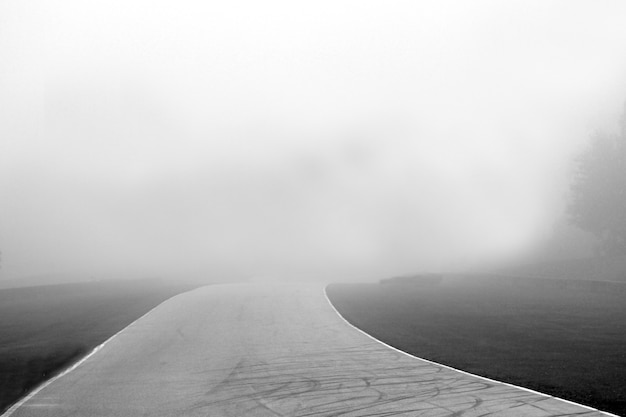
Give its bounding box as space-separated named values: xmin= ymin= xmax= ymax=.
xmin=7 ymin=283 xmax=615 ymax=416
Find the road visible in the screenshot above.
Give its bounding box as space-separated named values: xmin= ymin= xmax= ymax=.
xmin=7 ymin=283 xmax=614 ymax=416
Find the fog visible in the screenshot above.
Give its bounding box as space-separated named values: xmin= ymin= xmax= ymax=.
xmin=2 ymin=1 xmax=626 ymax=283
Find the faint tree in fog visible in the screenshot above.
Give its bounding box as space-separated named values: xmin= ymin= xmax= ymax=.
xmin=568 ymin=104 xmax=626 ymax=256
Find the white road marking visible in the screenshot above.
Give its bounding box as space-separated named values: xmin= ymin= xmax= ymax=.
xmin=323 ymin=284 xmax=620 ymax=417
xmin=0 ymin=291 xmax=192 ymax=417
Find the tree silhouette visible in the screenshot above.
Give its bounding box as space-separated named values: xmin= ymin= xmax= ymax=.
xmin=568 ymin=104 xmax=626 ymax=256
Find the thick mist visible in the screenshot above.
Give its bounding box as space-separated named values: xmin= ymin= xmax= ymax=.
xmin=2 ymin=1 xmax=626 ymax=283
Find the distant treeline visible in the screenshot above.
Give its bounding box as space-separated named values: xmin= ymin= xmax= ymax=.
xmin=568 ymin=103 xmax=626 ymax=257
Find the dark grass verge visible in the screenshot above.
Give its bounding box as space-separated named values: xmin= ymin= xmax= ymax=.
xmin=0 ymin=279 xmax=204 ymax=414
xmin=327 ymin=281 xmax=626 ymax=416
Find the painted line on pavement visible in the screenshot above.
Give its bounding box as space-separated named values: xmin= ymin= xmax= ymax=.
xmin=323 ymin=284 xmax=619 ymax=417
xmin=1 ymin=289 xmax=199 ymax=417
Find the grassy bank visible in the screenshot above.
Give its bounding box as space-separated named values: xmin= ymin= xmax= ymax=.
xmin=0 ymin=279 xmax=203 ymax=414
xmin=327 ymin=281 xmax=626 ymax=416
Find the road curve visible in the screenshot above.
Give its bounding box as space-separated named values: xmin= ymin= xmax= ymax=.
xmin=8 ymin=283 xmax=614 ymax=417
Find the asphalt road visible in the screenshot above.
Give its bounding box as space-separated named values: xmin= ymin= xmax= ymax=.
xmin=6 ymin=283 xmax=615 ymax=416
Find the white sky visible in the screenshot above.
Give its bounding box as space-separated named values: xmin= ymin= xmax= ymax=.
xmin=1 ymin=0 xmax=626 ymax=281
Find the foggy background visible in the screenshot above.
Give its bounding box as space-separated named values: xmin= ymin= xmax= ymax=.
xmin=2 ymin=1 xmax=626 ymax=283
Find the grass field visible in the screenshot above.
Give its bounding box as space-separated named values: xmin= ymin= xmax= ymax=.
xmin=0 ymin=279 xmax=203 ymax=414
xmin=327 ymin=280 xmax=626 ymax=416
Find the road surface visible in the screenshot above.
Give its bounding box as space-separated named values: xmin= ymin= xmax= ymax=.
xmin=7 ymin=283 xmax=615 ymax=416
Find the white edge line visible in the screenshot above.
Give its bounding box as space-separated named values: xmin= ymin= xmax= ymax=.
xmin=323 ymin=284 xmax=620 ymax=417
xmin=1 ymin=288 xmax=199 ymax=417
